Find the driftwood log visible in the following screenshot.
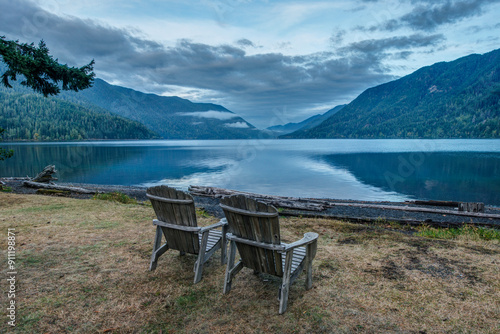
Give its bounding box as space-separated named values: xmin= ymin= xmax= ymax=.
xmin=408 ymin=200 xmax=460 ymax=207
xmin=458 ymin=202 xmax=485 ymax=213
xmin=412 ymin=200 xmax=486 ymax=213
xmin=188 ymin=185 xmax=500 ymax=221
xmin=32 ymin=165 xmax=58 ymax=183
xmin=189 ymin=185 xmax=325 ymax=211
xmin=23 ymin=181 xmax=96 ymax=194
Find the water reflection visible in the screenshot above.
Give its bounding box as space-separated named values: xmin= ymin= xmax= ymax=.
xmin=318 ymin=152 xmax=500 ymax=204
xmin=144 ymin=148 xmax=409 ymax=201
xmin=2 ymin=140 xmax=499 ymax=205
xmin=1 ymin=144 xmax=238 ymax=185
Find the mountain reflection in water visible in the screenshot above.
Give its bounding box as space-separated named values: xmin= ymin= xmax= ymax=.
xmin=2 ymin=140 xmax=499 ymax=205
xmin=317 ymin=152 xmax=500 ymax=205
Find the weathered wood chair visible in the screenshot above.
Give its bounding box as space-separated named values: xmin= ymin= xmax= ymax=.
xmin=220 ymin=195 xmax=319 ymax=314
xmin=147 ymin=185 xmax=228 ymax=284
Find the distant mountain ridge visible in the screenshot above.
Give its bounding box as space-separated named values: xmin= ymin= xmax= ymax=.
xmin=267 ymin=105 xmax=345 ymax=135
xmin=0 ymin=67 xmax=265 ymax=140
xmin=61 ymin=79 xmax=263 ymax=139
xmin=283 ymin=48 xmax=500 ymax=139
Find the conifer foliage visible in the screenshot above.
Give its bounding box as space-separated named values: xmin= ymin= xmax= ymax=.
xmin=0 ymin=36 xmax=95 ymax=159
xmin=0 ymin=36 xmax=94 ymax=97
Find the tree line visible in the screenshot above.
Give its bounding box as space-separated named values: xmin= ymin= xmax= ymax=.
xmin=0 ymin=92 xmax=157 ymax=141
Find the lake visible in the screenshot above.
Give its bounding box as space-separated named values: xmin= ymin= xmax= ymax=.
xmin=2 ymin=139 xmax=500 ymax=206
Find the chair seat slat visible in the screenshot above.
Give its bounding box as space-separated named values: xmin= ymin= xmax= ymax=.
xmin=282 ymin=249 xmax=306 ymax=274
xmin=199 ymin=230 xmax=223 ymax=251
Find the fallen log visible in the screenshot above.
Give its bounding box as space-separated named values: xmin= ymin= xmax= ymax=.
xmin=278 ymin=211 xmax=478 ymax=228
xmin=189 ymin=185 xmax=500 ymax=220
xmin=324 ymin=202 xmax=500 ymax=220
xmin=23 ymin=181 xmax=96 ymax=194
xmin=36 ymin=189 xmax=72 ymax=197
xmin=458 ymin=202 xmax=485 ymax=213
xmin=1 ymin=177 xmax=30 ymax=180
xmin=189 ymin=185 xmax=325 ymax=211
xmin=407 ymin=200 xmax=460 ymax=207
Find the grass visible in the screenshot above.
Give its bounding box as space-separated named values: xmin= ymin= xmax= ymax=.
xmin=417 ymin=224 xmax=500 ymax=241
xmin=92 ymin=191 xmax=138 ymax=205
xmin=196 ymin=208 xmax=211 ymax=218
xmin=1 ymin=192 xmax=499 ymax=333
xmin=0 ymin=185 xmax=12 ymax=192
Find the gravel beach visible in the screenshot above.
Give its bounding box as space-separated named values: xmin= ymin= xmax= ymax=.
xmin=2 ymin=178 xmax=499 ymax=228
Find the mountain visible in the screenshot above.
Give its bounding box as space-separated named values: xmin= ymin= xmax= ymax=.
xmin=267 ymin=105 xmax=345 ymax=135
xmin=0 ymin=90 xmax=157 ymax=141
xmin=61 ymin=79 xmax=263 ymax=139
xmin=283 ymin=48 xmax=500 ymax=139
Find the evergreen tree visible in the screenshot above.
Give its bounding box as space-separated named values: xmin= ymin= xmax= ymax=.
xmin=0 ymin=36 xmax=94 ymax=96
xmin=0 ymin=36 xmax=95 ymax=160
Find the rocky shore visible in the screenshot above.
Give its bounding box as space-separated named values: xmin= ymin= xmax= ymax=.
xmin=2 ymin=177 xmax=499 ymax=228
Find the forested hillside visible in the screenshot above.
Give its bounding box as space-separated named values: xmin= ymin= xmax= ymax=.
xmin=0 ymin=68 xmax=265 ymax=140
xmin=284 ymin=48 xmax=500 ymax=139
xmin=0 ymin=91 xmax=157 ymax=141
xmin=61 ymin=79 xmax=264 ymax=139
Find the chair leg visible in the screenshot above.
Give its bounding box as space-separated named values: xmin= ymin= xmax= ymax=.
xmin=305 ymin=241 xmax=318 ymax=290
xmin=223 ymin=240 xmax=239 ymax=294
xmin=150 ymin=226 xmax=165 ymax=271
xmin=279 ymin=250 xmax=294 ymax=314
xmin=220 ymin=224 xmax=228 ymax=265
xmin=194 ymin=231 xmax=210 ymax=284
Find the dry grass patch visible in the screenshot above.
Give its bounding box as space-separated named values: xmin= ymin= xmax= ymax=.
xmin=1 ymin=193 xmax=499 ymax=333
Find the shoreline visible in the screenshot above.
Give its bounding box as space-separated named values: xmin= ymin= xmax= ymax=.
xmin=2 ymin=178 xmax=499 ymax=228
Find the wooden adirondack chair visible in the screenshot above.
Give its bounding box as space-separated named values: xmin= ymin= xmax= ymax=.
xmin=220 ymin=195 xmax=319 ymax=314
xmin=147 ymin=185 xmax=228 ymax=284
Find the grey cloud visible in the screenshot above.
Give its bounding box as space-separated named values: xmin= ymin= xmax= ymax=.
xmin=366 ymin=0 xmax=500 ymax=32
xmin=0 ymin=0 xmax=163 ymax=66
xmin=330 ymin=29 xmax=347 ymax=46
xmin=236 ymin=38 xmax=255 ymax=48
xmin=393 ymin=51 xmax=413 ymax=60
xmin=0 ymin=0 xmax=394 ymax=127
xmin=123 ymin=40 xmax=393 ymax=126
xmin=338 ymin=34 xmax=445 ymax=55
xmin=400 ymin=0 xmax=497 ymax=31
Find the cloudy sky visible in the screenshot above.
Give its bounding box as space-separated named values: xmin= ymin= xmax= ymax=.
xmin=1 ymin=0 xmax=499 ymax=128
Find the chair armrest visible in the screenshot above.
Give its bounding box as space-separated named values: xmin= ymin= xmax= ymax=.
xmin=282 ymin=232 xmax=319 ymax=252
xmin=199 ymin=218 xmax=227 ymax=234
xmin=226 ymin=233 xmax=286 ymax=251
xmin=153 ymin=219 xmax=200 ymax=232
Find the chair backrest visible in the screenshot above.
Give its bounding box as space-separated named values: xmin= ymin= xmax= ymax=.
xmin=220 ymin=195 xmax=283 ymax=277
xmin=147 ymin=185 xmax=200 ymax=254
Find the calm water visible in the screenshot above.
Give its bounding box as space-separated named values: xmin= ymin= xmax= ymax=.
xmin=2 ymin=139 xmax=500 ymax=205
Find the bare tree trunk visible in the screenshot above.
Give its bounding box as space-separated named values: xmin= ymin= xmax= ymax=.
xmin=32 ymin=165 xmax=58 ymax=183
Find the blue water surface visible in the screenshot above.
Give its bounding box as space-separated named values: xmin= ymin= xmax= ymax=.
xmin=2 ymin=139 xmax=499 ymax=205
